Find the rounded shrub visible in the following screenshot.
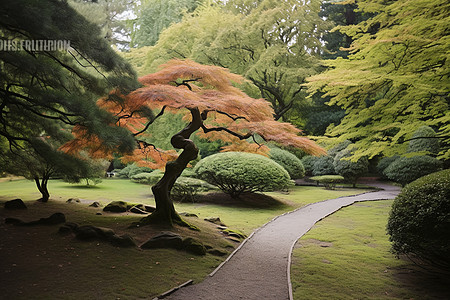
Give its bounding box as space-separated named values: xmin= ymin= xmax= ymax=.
xmin=301 ymin=155 xmax=318 ymax=176
xmin=376 ymin=155 xmax=400 ymax=179
xmin=312 ymin=156 xmax=336 ymax=176
xmin=171 ymin=177 xmax=217 ymax=202
xmin=387 ymin=169 xmax=450 ymax=272
xmin=269 ymin=148 xmax=305 ymax=179
xmin=131 ymin=170 xmax=164 ymax=185
xmin=193 ymin=152 xmax=291 ymax=198
xmin=116 ymin=163 xmax=153 ymax=179
xmin=333 ymin=150 xmax=369 ymax=187
xmin=309 ymin=175 xmax=344 ymax=190
xmin=407 ymin=125 xmax=440 ymax=155
xmin=384 ymin=155 xmax=442 ymax=186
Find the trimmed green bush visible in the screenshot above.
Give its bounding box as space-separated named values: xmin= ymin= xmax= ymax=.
xmin=269 ymin=148 xmax=305 ymax=179
xmin=376 ymin=155 xmax=400 ymax=179
xmin=193 ymin=152 xmax=291 ymax=198
xmin=387 ymin=169 xmax=450 ymax=272
xmin=131 ymin=170 xmax=164 ymax=185
xmin=301 ymin=155 xmax=318 ymax=176
xmin=171 ymin=177 xmax=217 ymax=202
xmin=384 ymin=155 xmax=442 ymax=186
xmin=312 ymin=156 xmax=336 ymax=176
xmin=333 ymin=150 xmax=369 ymax=187
xmin=309 ymin=175 xmax=345 ymax=190
xmin=407 ymin=125 xmax=440 ymax=155
xmin=116 ymin=163 xmax=153 ymax=179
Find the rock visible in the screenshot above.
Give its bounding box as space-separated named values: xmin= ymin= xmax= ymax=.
xmin=226 ymin=237 xmax=241 ymax=243
xmin=89 ymin=202 xmax=101 ymax=207
xmin=4 ymin=199 xmax=27 ymax=210
xmin=180 ymin=212 xmax=199 ymax=218
xmin=5 ymin=217 xmax=25 ymax=225
xmin=141 ymin=232 xmax=183 ymax=250
xmin=103 ymin=201 xmax=128 ymax=213
xmin=110 ymin=234 xmax=137 ymax=247
xmin=182 ymin=237 xmax=206 ymax=256
xmin=208 ymin=249 xmax=228 ymax=256
xmin=75 ymin=225 xmax=115 ymax=241
xmin=58 ymin=222 xmax=79 ymax=234
xmin=66 ymin=198 xmax=80 ymax=204
xmin=96 ymin=212 xmax=102 ymax=215
xmin=38 ymin=213 xmax=66 ymax=225
xmin=204 ymin=217 xmax=226 ymax=226
xmin=220 ymin=228 xmax=247 ymax=239
xmin=216 ymin=226 xmax=228 ymax=230
xmin=129 ymin=206 xmax=148 ymax=214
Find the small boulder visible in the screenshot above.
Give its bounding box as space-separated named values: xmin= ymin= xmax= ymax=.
xmin=204 ymin=217 xmax=226 ymax=226
xmin=129 ymin=206 xmax=148 ymax=214
xmin=180 ymin=212 xmax=198 ymax=218
xmin=75 ymin=225 xmax=115 ymax=241
xmin=38 ymin=213 xmax=66 ymax=225
xmin=5 ymin=217 xmax=25 ymax=225
xmin=58 ymin=222 xmax=79 ymax=234
xmin=110 ymin=234 xmax=137 ymax=247
xmin=103 ymin=201 xmax=128 ymax=213
xmin=141 ymin=232 xmax=183 ymax=250
xmin=4 ymin=199 xmax=27 ymax=210
xmin=182 ymin=237 xmax=206 ymax=256
xmin=89 ymin=202 xmax=101 ymax=208
xmin=66 ymin=198 xmax=80 ymax=204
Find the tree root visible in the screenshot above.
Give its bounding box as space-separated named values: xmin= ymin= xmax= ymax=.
xmin=129 ymin=211 xmax=200 ymax=231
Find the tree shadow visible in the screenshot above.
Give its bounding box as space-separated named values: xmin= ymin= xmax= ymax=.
xmin=192 ymin=192 xmax=287 ymax=208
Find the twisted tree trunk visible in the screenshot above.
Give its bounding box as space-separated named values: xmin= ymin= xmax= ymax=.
xmin=137 ymin=108 xmax=203 ymax=227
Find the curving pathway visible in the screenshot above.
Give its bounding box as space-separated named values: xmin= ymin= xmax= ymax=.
xmin=164 ymin=182 xmax=401 ymax=300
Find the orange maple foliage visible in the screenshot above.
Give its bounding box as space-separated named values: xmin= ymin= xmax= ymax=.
xmin=64 ymin=59 xmax=325 ymax=168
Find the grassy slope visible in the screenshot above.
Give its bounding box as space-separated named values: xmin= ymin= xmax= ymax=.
xmin=0 ymin=178 xmax=369 ymax=299
xmin=291 ymin=200 xmax=450 ymax=299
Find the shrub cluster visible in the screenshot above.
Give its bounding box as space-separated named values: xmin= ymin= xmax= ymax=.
xmin=194 ymin=152 xmax=291 ymax=198
xmin=407 ymin=125 xmax=440 ymax=155
xmin=387 ymin=169 xmax=450 ymax=272
xmin=333 ymin=149 xmax=369 ymax=187
xmin=131 ymin=170 xmax=164 ymax=185
xmin=115 ymin=163 xmax=153 ymax=179
xmin=269 ymin=148 xmax=305 ymax=179
xmin=309 ymin=175 xmax=344 ymax=190
xmin=312 ymin=155 xmax=336 ymax=176
xmin=171 ymin=177 xmax=216 ymax=202
xmin=301 ymin=155 xmax=318 ymax=176
xmin=383 ymin=155 xmax=442 ymax=186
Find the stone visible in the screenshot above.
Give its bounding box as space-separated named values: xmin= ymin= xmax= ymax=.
xmin=180 ymin=212 xmax=199 ymax=218
xmin=129 ymin=206 xmax=148 ymax=214
xmin=4 ymin=199 xmax=27 ymax=210
xmin=75 ymin=225 xmax=115 ymax=241
xmin=89 ymin=202 xmax=101 ymax=207
xmin=110 ymin=234 xmax=137 ymax=247
xmin=66 ymin=198 xmax=80 ymax=204
xmin=208 ymin=249 xmax=228 ymax=256
xmin=204 ymin=217 xmax=226 ymax=226
xmin=96 ymin=212 xmax=102 ymax=215
xmin=103 ymin=201 xmax=128 ymax=213
xmin=5 ymin=217 xmax=25 ymax=225
xmin=182 ymin=237 xmax=206 ymax=256
xmin=141 ymin=231 xmax=183 ymax=250
xmin=58 ymin=222 xmax=79 ymax=234
xmin=226 ymin=237 xmax=241 ymax=243
xmin=38 ymin=213 xmax=66 ymax=225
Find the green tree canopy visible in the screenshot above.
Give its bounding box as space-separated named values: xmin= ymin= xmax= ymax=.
xmin=307 ymin=0 xmax=450 ymax=159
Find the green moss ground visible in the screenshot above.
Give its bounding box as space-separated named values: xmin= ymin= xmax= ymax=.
xmin=291 ymin=200 xmax=450 ymax=299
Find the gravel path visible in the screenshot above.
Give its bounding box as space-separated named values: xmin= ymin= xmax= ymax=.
xmin=164 ymin=182 xmax=401 ymax=300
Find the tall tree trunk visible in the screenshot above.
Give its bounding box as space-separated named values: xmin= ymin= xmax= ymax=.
xmin=137 ymin=108 xmax=203 ymax=227
xmin=34 ymin=176 xmax=50 ymax=202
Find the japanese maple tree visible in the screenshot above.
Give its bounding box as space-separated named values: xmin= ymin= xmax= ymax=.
xmin=64 ymin=59 xmax=325 ymax=226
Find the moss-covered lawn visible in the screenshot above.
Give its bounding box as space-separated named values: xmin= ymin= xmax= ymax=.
xmin=291 ymin=200 xmax=450 ymax=299
xmin=0 ymin=178 xmax=370 ymax=299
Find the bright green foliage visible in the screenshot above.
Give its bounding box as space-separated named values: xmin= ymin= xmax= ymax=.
xmin=130 ymin=0 xmax=199 ymax=48
xmin=139 ymin=0 xmax=329 ymax=122
xmin=312 ymin=156 xmax=336 ymax=176
xmin=193 ymin=152 xmax=291 ymax=198
xmin=384 ymin=156 xmax=443 ymax=187
xmin=309 ymin=175 xmax=344 ymax=190
xmin=307 ymin=0 xmax=450 ymax=160
xmin=333 ymin=149 xmax=369 ymax=187
xmin=269 ymin=148 xmax=305 ymax=179
xmin=171 ymin=177 xmax=217 ymax=203
xmin=301 ymin=155 xmax=319 ymax=176
xmin=387 ymin=169 xmax=450 ymax=272
xmin=407 ymin=126 xmax=440 ymax=156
